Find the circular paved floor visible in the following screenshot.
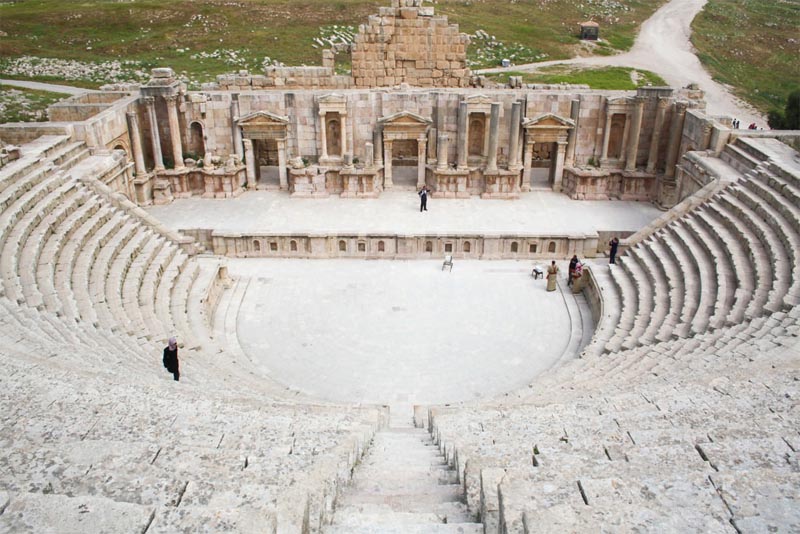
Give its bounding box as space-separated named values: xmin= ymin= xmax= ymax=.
xmin=232 ymin=259 xmax=574 ymax=405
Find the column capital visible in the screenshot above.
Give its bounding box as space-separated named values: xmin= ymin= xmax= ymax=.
xmin=143 ymin=96 xmax=156 ymax=106
xmin=164 ymin=93 xmax=179 ymax=104
xmin=126 ymin=110 xmax=137 ymax=119
xmin=657 ymin=96 xmax=670 ymax=109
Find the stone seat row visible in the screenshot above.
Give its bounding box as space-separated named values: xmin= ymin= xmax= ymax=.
xmin=596 ymin=161 xmax=798 ymax=355
xmin=428 ymin=307 xmax=799 ymax=532
xmin=0 ymin=346 xmax=386 ymax=534
xmin=0 ymin=145 xmax=202 ymax=352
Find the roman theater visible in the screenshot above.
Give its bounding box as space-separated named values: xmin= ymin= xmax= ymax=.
xmin=0 ymin=0 xmax=798 ymax=532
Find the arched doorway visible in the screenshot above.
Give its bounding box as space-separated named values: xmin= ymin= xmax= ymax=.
xmin=187 ymin=122 xmax=205 ymax=158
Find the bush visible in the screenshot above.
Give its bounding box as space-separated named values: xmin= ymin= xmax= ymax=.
xmin=767 ymin=90 xmax=800 ymax=130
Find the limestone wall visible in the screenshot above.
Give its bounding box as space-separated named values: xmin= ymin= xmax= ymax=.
xmin=351 ymin=0 xmax=471 ymax=88
xmin=201 ymin=231 xmax=599 ymax=260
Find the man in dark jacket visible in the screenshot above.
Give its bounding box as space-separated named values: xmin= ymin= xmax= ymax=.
xmin=609 ymin=237 xmax=620 ymax=264
xmin=163 ymin=337 xmax=180 ymax=381
xmin=418 ymin=185 xmax=429 ymax=212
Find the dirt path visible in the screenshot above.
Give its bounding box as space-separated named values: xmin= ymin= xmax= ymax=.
xmin=478 ymin=0 xmax=764 ymax=127
xmin=0 ymin=79 xmax=96 ymax=96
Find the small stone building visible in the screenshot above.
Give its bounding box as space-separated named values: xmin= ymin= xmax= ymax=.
xmin=579 ymin=21 xmax=600 ymax=41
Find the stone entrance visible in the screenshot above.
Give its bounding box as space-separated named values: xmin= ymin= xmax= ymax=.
xmin=522 ymin=113 xmax=574 ymax=192
xmin=237 ymin=110 xmax=290 ymax=190
xmin=378 ymin=110 xmax=432 ymax=190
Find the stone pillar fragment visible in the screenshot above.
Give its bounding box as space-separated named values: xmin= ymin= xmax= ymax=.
xmin=552 ymin=141 xmax=567 ymax=192
xmin=665 ymin=102 xmax=688 ymax=178
xmin=508 ymin=102 xmax=522 ymax=170
xmin=647 ymin=97 xmax=669 ymax=173
xmin=457 ymin=101 xmax=468 ymax=169
xmin=319 ymin=112 xmax=329 ymax=160
xmin=365 ymin=142 xmax=374 ymax=167
xmin=417 ymin=135 xmax=427 ymax=188
xmin=436 ymin=133 xmax=449 ymax=171
xmin=243 ymin=138 xmax=256 ymax=188
xmin=165 ymin=94 xmax=185 ymax=169
xmin=522 ymin=136 xmax=534 ymax=192
xmin=486 ymin=102 xmax=500 ymax=172
xmin=600 ymin=108 xmax=612 ymax=164
xmin=144 ymin=97 xmax=164 ymax=171
xmin=625 ymin=98 xmax=644 ymax=172
xmin=126 ymin=111 xmax=147 ymax=177
xmin=231 ymin=95 xmax=243 ymax=160
xmin=373 ymin=128 xmax=383 ymax=167
xmin=383 ymin=139 xmax=393 ymax=188
xmin=565 ymin=99 xmax=580 ymax=166
xmin=277 ymin=138 xmax=288 ymax=190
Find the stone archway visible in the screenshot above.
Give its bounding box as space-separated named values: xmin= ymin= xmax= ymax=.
xmin=238 ymin=111 xmax=290 ymax=190
xmin=522 ymin=113 xmax=574 ymax=192
xmin=378 ymin=110 xmax=432 ymax=190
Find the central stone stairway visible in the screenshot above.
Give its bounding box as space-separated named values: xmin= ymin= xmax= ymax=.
xmin=325 ymin=411 xmax=483 ymax=533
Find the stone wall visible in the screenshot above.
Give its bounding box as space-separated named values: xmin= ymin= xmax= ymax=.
xmin=193 ymin=231 xmax=600 ymax=260
xmin=351 ymin=0 xmax=471 ymax=88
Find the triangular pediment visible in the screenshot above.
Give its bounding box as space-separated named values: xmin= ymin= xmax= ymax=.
xmin=237 ymin=110 xmax=289 ymax=125
xmin=522 ymin=113 xmax=575 ymax=129
xmin=379 ymin=110 xmax=432 ymax=126
xmin=317 ymin=93 xmax=346 ymax=104
xmin=464 ymin=94 xmax=493 ymax=105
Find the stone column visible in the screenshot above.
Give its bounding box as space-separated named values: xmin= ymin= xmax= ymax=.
xmin=340 ymin=113 xmax=348 ymax=157
xmin=457 ymin=101 xmax=468 ymax=169
xmin=365 ymin=141 xmax=374 ymax=167
xmin=647 ymin=97 xmax=668 ymax=173
xmin=126 ymin=111 xmax=147 ymax=177
xmin=231 ymin=95 xmax=243 ymax=160
xmin=552 ymin=141 xmax=567 ymax=192
xmin=436 ymin=133 xmax=449 ymax=171
xmin=373 ymin=128 xmax=383 ymax=167
xmin=664 ymin=102 xmax=688 ymax=178
xmin=319 ymin=112 xmax=329 ymax=160
xmin=277 ymin=137 xmax=288 ymax=190
xmin=565 ymin=99 xmax=580 ymax=166
xmin=522 ymin=134 xmax=534 ymax=192
xmin=383 ymin=139 xmax=393 ymax=188
xmin=625 ymin=98 xmax=644 ymax=171
xmin=620 ymin=113 xmax=631 ymax=164
xmin=417 ymin=135 xmax=427 ymax=188
xmin=165 ymin=94 xmax=184 ymax=169
xmin=486 ymin=102 xmax=501 ymax=172
xmin=243 ymin=138 xmax=256 ymax=188
xmin=600 ymin=108 xmax=612 ymax=163
xmin=508 ymin=102 xmax=522 ymax=170
xmin=144 ymin=97 xmax=164 ymax=171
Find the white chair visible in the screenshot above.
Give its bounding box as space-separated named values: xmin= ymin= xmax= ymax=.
xmin=442 ymin=255 xmax=453 ymax=271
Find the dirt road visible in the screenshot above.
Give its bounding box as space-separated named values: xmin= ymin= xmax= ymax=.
xmin=478 ymin=0 xmax=764 ymax=127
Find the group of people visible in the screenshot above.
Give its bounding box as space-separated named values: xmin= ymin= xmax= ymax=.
xmin=544 ymin=236 xmax=620 ymax=292
xmin=732 ymin=118 xmax=759 ymax=130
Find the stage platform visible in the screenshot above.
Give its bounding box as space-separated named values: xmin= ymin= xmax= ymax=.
xmin=146 ymin=190 xmax=662 ymax=237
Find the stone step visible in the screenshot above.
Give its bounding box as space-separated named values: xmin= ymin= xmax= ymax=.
xmin=324 ymin=523 xmax=484 ymax=534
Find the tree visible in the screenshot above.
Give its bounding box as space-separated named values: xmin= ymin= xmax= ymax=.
xmin=767 ymin=90 xmax=800 ymax=130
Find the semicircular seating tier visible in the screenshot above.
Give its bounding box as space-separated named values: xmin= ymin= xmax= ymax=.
xmin=0 ymin=134 xmax=387 ymax=533
xmin=428 ymin=136 xmax=800 ymax=533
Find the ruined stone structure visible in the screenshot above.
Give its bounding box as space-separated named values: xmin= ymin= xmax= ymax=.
xmin=1 ymin=1 xmax=799 ymax=532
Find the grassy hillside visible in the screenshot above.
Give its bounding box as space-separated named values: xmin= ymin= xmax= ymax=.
xmin=0 ymin=0 xmax=666 ymax=86
xmin=488 ymin=66 xmax=666 ymax=90
xmin=0 ymin=85 xmax=68 ymax=123
xmin=692 ymin=0 xmax=800 ymax=114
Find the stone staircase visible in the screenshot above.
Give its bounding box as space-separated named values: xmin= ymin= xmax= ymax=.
xmin=326 ymin=412 xmax=483 ymax=534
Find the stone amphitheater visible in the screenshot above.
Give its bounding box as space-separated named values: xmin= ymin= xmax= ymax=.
xmin=0 ymin=1 xmax=799 ymax=532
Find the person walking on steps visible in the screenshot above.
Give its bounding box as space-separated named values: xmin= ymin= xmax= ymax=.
xmin=609 ymin=237 xmax=620 ymax=264
xmin=163 ymin=337 xmax=180 ymax=381
xmin=418 ymin=185 xmax=429 ymax=212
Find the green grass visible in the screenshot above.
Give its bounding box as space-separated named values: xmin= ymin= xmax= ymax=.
xmin=488 ymin=66 xmax=667 ymax=90
xmin=0 ymin=85 xmax=69 ymax=123
xmin=0 ymin=0 xmax=667 ymax=85
xmin=692 ymin=0 xmax=800 ymax=114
